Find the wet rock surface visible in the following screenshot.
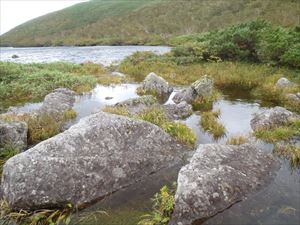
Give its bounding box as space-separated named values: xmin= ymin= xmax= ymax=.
xmin=164 ymin=101 xmax=193 ymax=120
xmin=250 ymin=106 xmax=297 ymax=131
xmin=140 ymin=72 xmax=173 ymax=99
xmin=169 ymin=144 xmax=279 ymax=225
xmin=173 ymin=87 xmax=196 ymax=104
xmin=39 ymin=88 xmax=75 ymax=114
xmin=2 ymin=112 xmax=189 ymax=210
xmin=191 ymin=75 xmax=214 ymax=97
xmin=114 ymin=96 xmax=192 ymax=120
xmin=0 ymin=120 xmax=28 ymax=150
xmin=173 ymin=76 xmax=213 ymax=104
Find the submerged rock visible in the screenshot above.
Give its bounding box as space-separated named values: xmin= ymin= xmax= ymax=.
xmin=0 ymin=120 xmax=27 ymax=150
xmin=2 ymin=112 xmax=189 ymax=210
xmin=140 ymin=72 xmax=173 ymax=100
xmin=250 ymin=106 xmax=296 ymax=131
xmin=39 ymin=88 xmax=75 ymax=114
xmin=276 ymin=77 xmax=293 ymax=89
xmin=169 ymin=144 xmax=278 ymax=225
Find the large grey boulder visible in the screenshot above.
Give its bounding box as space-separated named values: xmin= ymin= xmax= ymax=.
xmin=140 ymin=72 xmax=173 ymax=99
xmin=172 ymin=87 xmax=196 ymax=104
xmin=169 ymin=144 xmax=278 ymax=225
xmin=2 ymin=112 xmax=189 ymax=210
xmin=276 ymin=77 xmax=293 ymax=89
xmin=191 ymin=75 xmax=213 ymax=97
xmin=0 ymin=120 xmax=28 ymax=150
xmin=250 ymin=106 xmax=296 ymax=131
xmin=164 ymin=102 xmax=193 ymax=120
xmin=39 ymin=88 xmax=75 ymax=114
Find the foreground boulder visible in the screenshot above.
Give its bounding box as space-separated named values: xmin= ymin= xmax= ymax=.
xmin=169 ymin=144 xmax=278 ymax=225
xmin=39 ymin=88 xmax=75 ymax=114
xmin=0 ymin=120 xmax=27 ymax=150
xmin=276 ymin=77 xmax=293 ymax=89
xmin=250 ymin=106 xmax=297 ymax=131
xmin=140 ymin=72 xmax=173 ymax=100
xmin=2 ymin=112 xmax=189 ymax=210
xmin=173 ymin=75 xmax=213 ymax=104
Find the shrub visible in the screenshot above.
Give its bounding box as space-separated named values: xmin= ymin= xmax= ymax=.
xmin=280 ymin=43 xmax=300 ymax=68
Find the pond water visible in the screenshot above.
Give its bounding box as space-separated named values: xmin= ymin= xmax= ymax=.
xmin=0 ymin=46 xmax=171 ymax=66
xmin=14 ymin=84 xmax=300 ymax=225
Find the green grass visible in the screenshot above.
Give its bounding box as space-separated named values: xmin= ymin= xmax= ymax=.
xmin=254 ymin=120 xmax=300 ymax=167
xmin=200 ymin=109 xmax=226 ymax=139
xmin=254 ymin=120 xmax=300 ymax=143
xmin=138 ymin=183 xmax=176 ymax=225
xmin=192 ymin=91 xmax=220 ymax=111
xmin=103 ymin=106 xmax=196 ymax=147
xmin=275 ymin=145 xmax=300 ymax=168
xmin=0 ymin=144 xmax=20 ymax=178
xmin=226 ymin=135 xmax=247 ymax=145
xmin=1 ymin=0 xmax=300 ymax=47
xmin=0 ymin=62 xmax=123 ymax=112
xmin=0 ymin=110 xmax=77 ymax=145
xmin=120 ymin=52 xmax=300 ymax=113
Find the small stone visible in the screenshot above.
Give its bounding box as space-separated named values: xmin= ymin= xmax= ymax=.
xmin=276 ymin=77 xmax=293 ymax=89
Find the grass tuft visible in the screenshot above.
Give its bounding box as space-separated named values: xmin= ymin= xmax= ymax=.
xmin=226 ymin=135 xmax=247 ymax=145
xmin=103 ymin=106 xmax=196 ymax=147
xmin=200 ymin=109 xmax=226 ymax=139
xmin=138 ymin=183 xmax=176 ymax=225
xmin=0 ymin=144 xmax=20 ymax=178
xmin=253 ymin=120 xmax=300 ymax=143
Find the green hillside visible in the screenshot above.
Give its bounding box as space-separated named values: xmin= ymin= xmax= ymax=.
xmin=1 ymin=0 xmax=300 ymax=47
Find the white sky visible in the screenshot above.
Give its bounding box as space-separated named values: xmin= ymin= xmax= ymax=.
xmin=0 ymin=0 xmax=88 ymax=35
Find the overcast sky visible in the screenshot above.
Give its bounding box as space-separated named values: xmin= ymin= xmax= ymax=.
xmin=0 ymin=0 xmax=88 ymax=35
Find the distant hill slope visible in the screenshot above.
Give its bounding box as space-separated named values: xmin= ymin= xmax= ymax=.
xmin=1 ymin=0 xmax=300 ymax=47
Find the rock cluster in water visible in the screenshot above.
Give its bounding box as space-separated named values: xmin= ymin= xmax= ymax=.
xmin=0 ymin=88 xmax=76 ymax=150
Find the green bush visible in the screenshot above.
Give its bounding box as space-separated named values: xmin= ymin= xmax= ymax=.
xmin=170 ymin=20 xmax=300 ymax=68
xmin=281 ymin=43 xmax=300 ymax=68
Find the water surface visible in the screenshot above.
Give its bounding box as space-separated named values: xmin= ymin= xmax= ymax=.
xmin=0 ymin=46 xmax=170 ymax=66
